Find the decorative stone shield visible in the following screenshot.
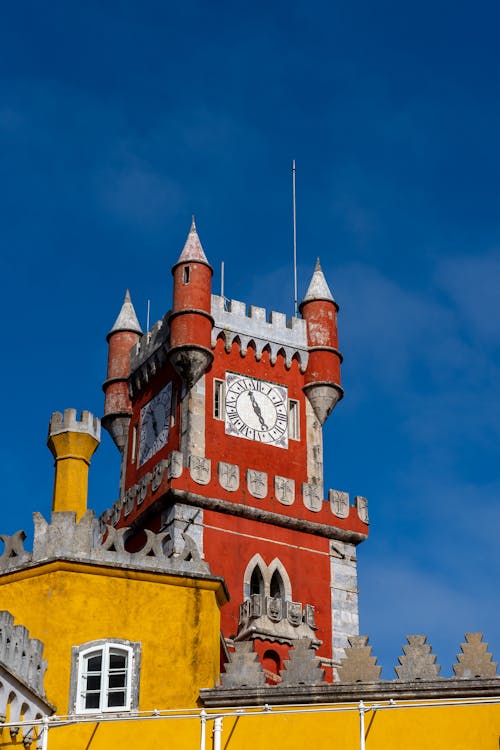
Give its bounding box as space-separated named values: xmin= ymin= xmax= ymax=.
xmin=275 ymin=476 xmax=295 ymax=505
xmin=218 ymin=462 xmax=239 ymax=492
xmin=355 ymin=495 xmax=369 ymax=523
xmin=329 ymin=489 xmax=349 ymax=518
xmin=266 ymin=596 xmax=283 ymax=622
xmin=189 ymin=455 xmax=211 ymax=485
xmin=168 ymin=450 xmax=183 ymax=479
xmin=302 ymin=483 xmax=322 ymax=512
xmin=247 ymin=469 xmax=267 ymax=499
xmin=286 ymin=600 xmax=303 ymax=627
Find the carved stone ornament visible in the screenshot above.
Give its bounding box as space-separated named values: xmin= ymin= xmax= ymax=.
xmin=0 ymin=531 xmax=28 ymax=568
xmin=329 ymin=489 xmax=349 ymax=518
xmin=218 ymin=462 xmax=240 ymax=492
xmin=266 ymin=595 xmax=283 ymax=622
xmin=168 ymin=450 xmax=183 ymax=479
xmin=304 ymin=604 xmax=316 ymax=629
xmin=355 ymin=495 xmax=369 ymax=523
xmin=124 ymin=486 xmax=137 ymax=516
xmin=286 ymin=600 xmax=303 ymax=627
xmin=111 ymin=502 xmax=121 ymax=525
xmin=247 ymin=469 xmax=268 ymax=499
xmin=189 ymin=455 xmax=211 ymax=485
xmin=249 ymin=593 xmax=263 ymax=618
xmin=275 ymin=476 xmax=295 ymax=506
xmin=337 ymin=635 xmax=382 ymax=683
xmin=302 ymin=483 xmax=322 ymax=512
xmin=152 ymin=459 xmax=168 ymax=492
xmin=239 ymin=599 xmax=251 ymax=626
xmin=453 ymin=632 xmax=498 ymax=679
xmin=137 ymin=473 xmax=152 ymax=505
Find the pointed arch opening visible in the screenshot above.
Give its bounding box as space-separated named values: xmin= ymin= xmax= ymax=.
xmin=270 ymin=570 xmax=285 ymax=599
xmin=250 ymin=566 xmax=264 ymax=597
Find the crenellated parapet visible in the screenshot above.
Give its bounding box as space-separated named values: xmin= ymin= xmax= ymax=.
xmin=0 ymin=612 xmax=47 ymax=696
xmin=202 ymin=632 xmax=500 ymax=703
xmin=236 ymin=594 xmax=319 ymax=646
xmin=0 ymin=510 xmax=213 ymax=580
xmin=211 ymin=295 xmax=309 ymax=370
xmin=100 ymin=451 xmax=369 ymax=539
xmin=129 ymin=315 xmax=171 ymax=395
xmin=48 ymin=409 xmax=100 ymax=442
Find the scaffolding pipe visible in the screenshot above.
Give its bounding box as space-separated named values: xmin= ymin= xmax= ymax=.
xmin=359 ymin=701 xmax=366 ymax=750
xmin=213 ymin=716 xmax=223 ymax=750
xmin=41 ymin=717 xmax=49 ymax=750
xmin=199 ymin=709 xmax=206 ymax=750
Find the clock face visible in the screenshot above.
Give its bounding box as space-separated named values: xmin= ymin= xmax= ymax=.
xmin=225 ymin=373 xmax=288 ymax=448
xmin=138 ymin=382 xmax=172 ymax=466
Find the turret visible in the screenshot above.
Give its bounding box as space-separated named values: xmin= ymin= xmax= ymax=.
xmin=102 ymin=290 xmax=142 ymax=452
xmin=47 ymin=409 xmax=101 ymax=521
xmin=168 ymin=217 xmax=214 ymax=388
xmin=299 ymin=259 xmax=343 ymax=424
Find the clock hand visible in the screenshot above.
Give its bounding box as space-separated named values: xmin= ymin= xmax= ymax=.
xmin=248 ymin=391 xmax=268 ymax=430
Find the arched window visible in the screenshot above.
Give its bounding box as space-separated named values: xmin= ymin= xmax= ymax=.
xmin=250 ymin=566 xmax=264 ymax=596
xmin=70 ymin=639 xmax=141 ymax=714
xmin=270 ymin=570 xmax=285 ymax=599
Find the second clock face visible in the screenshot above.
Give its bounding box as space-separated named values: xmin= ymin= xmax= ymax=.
xmin=225 ymin=373 xmax=288 ymax=448
xmin=138 ymin=381 xmax=172 ymax=466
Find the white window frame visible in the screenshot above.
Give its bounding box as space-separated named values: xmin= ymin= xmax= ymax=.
xmin=70 ymin=639 xmax=141 ymax=714
xmin=213 ymin=379 xmax=225 ymax=420
xmin=288 ymin=399 xmax=300 ymax=440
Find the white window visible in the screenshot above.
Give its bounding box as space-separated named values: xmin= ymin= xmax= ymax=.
xmin=71 ymin=640 xmax=140 ymax=714
xmin=213 ymin=379 xmax=225 ymax=420
xmin=288 ymin=399 xmax=300 ymax=440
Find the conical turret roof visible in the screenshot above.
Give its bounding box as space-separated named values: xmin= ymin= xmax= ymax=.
xmin=175 ymin=216 xmax=210 ymax=265
xmin=301 ymin=258 xmax=336 ymax=305
xmin=109 ymin=289 xmax=143 ymax=336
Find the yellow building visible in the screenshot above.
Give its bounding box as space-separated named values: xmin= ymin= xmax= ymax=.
xmin=0 ymin=249 xmax=498 ymax=748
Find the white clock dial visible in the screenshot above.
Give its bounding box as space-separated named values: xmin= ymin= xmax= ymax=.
xmin=138 ymin=382 xmax=172 ymax=466
xmin=225 ymin=373 xmax=288 ymax=448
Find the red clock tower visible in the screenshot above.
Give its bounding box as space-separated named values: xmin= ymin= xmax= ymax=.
xmin=101 ymin=219 xmax=369 ymax=681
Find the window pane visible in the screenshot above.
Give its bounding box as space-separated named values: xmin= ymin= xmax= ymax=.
xmin=109 ymin=653 xmax=126 ymax=670
xmin=87 ymin=654 xmax=102 ymax=672
xmin=109 ymin=673 xmax=126 ymax=689
xmin=107 ymin=691 xmax=126 ymax=708
xmin=85 ymin=692 xmax=100 ymax=709
xmin=86 ymin=675 xmax=101 ymax=691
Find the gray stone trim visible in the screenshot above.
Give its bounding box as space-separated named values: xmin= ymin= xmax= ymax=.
xmin=168 ymin=488 xmax=368 ymax=544
xmin=200 ymin=676 xmax=500 ymax=707
xmin=102 ymin=452 xmax=367 ymax=534
xmin=69 ymin=638 xmax=141 ymax=714
xmin=0 ymin=510 xmax=227 ymax=583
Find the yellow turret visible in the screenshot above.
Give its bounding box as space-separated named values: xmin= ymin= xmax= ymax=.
xmin=47 ymin=409 xmax=101 ymax=520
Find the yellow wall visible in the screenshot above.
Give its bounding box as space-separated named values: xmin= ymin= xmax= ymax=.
xmin=14 ymin=700 xmax=499 ymax=750
xmin=0 ymin=561 xmax=224 ymax=749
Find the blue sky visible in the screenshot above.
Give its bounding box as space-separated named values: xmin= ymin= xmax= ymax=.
xmin=1 ymin=0 xmax=499 ymax=677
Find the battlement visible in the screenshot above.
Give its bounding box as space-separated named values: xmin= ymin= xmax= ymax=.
xmin=211 ymin=295 xmax=309 ymax=370
xmin=130 ymin=314 xmax=170 ymax=372
xmin=48 ymin=409 xmax=101 ymax=441
xmin=0 ymin=511 xmax=214 ymax=581
xmin=0 ymin=611 xmax=47 ymax=696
